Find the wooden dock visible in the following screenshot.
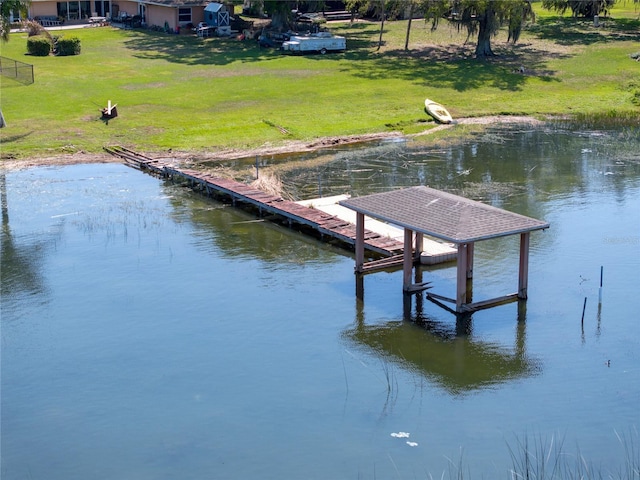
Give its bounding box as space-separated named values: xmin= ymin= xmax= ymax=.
xmin=105 ymin=146 xmax=405 ymax=264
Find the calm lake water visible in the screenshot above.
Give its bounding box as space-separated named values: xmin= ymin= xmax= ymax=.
xmin=2 ymin=124 xmax=639 ymax=479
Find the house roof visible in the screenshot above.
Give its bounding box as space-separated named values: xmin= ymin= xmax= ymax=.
xmin=204 ymin=2 xmax=226 ymax=12
xmin=340 ymin=186 xmax=549 ymax=244
xmin=141 ymin=0 xmax=209 ymax=7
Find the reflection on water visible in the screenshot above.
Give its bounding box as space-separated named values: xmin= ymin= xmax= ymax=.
xmin=1 ymin=175 xmax=45 ymax=295
xmin=2 ymin=124 xmax=640 ymax=479
xmin=345 ymin=302 xmax=540 ymax=396
xmin=167 ymin=190 xmax=341 ymax=267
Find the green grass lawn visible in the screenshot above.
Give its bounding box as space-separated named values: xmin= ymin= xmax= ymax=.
xmin=1 ymin=3 xmax=639 ymax=159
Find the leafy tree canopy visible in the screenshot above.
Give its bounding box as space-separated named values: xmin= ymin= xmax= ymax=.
xmin=259 ymin=0 xmax=330 ymax=30
xmin=423 ymin=0 xmax=535 ymax=58
xmin=344 ymin=0 xmax=534 ymax=57
xmin=541 ymin=0 xmax=615 ymax=18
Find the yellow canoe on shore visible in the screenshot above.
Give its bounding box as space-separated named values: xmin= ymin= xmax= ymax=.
xmin=424 ymin=98 xmax=453 ymax=124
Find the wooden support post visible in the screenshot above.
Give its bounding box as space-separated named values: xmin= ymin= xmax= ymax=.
xmin=414 ymin=232 xmax=423 ymax=262
xmin=403 ymin=228 xmax=413 ymax=292
xmin=456 ymin=243 xmax=468 ymax=311
xmin=414 ymin=266 xmax=424 ymax=314
xmin=403 ymin=293 xmax=412 ymax=319
xmin=466 ymin=241 xmax=474 ymax=303
xmin=355 ymin=273 xmax=364 ymax=301
xmin=518 ymin=232 xmax=530 ymax=299
xmin=355 ymin=212 xmax=365 ymax=273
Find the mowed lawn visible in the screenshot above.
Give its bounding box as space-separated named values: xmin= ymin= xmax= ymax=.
xmin=1 ymin=4 xmax=639 ymax=159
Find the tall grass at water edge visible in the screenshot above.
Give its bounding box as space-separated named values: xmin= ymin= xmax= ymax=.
xmin=434 ymin=429 xmax=640 ymax=480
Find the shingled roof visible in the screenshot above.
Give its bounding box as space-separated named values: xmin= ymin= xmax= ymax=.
xmin=141 ymin=0 xmax=209 ymax=6
xmin=340 ymin=186 xmax=549 ymax=244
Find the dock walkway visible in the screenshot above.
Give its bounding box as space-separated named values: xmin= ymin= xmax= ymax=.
xmin=106 ymin=146 xmax=406 ymax=262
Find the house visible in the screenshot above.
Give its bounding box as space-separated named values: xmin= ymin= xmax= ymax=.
xmin=115 ymin=0 xmax=210 ymax=31
xmin=25 ymin=0 xmax=232 ymax=33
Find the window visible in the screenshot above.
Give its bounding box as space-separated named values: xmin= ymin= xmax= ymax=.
xmin=11 ymin=7 xmax=22 ymax=22
xmin=57 ymin=2 xmax=68 ymax=18
xmin=80 ymin=1 xmax=91 ymax=18
xmin=178 ymin=7 xmax=191 ymax=22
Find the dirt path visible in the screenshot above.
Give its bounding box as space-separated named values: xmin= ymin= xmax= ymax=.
xmin=0 ymin=116 xmax=542 ymax=171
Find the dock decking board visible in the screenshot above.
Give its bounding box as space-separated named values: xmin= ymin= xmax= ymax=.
xmin=106 ymin=146 xmax=404 ymax=258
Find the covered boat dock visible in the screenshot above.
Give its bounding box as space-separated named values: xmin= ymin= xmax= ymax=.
xmin=340 ymin=186 xmax=550 ymax=313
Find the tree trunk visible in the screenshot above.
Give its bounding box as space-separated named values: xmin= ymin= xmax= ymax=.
xmin=270 ymin=10 xmax=288 ymax=31
xmin=404 ymin=1 xmax=414 ymax=51
xmin=377 ymin=1 xmax=385 ymax=51
xmin=474 ymin=7 xmax=495 ymax=58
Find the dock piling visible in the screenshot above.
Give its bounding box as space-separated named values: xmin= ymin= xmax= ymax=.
xmin=599 ymin=265 xmax=603 ymax=304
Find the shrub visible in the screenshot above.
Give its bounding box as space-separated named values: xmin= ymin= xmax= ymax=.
xmin=27 ymin=35 xmax=52 ymax=56
xmin=56 ymin=36 xmax=81 ymax=56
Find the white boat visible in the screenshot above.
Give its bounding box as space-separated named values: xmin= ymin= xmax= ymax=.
xmin=424 ymin=98 xmax=453 ymax=124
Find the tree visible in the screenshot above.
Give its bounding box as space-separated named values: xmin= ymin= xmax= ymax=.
xmin=345 ymin=0 xmax=405 ymax=51
xmin=404 ymin=0 xmax=422 ymax=50
xmin=1 ymin=0 xmax=30 ymax=41
xmin=541 ymin=0 xmax=615 ymax=18
xmin=259 ymin=0 xmax=329 ymax=31
xmin=263 ymin=0 xmax=296 ymax=30
xmin=423 ymin=0 xmax=535 ymax=58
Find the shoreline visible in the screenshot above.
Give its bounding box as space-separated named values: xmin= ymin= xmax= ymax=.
xmin=0 ymin=116 xmax=542 ymax=172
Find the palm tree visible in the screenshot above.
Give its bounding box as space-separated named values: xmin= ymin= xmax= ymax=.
xmin=1 ymin=0 xmax=30 ymax=41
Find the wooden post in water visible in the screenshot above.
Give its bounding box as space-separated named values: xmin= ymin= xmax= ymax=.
xmin=456 ymin=243 xmax=468 ymax=311
xmin=599 ymin=266 xmax=603 ymax=304
xmin=355 ymin=212 xmax=365 ymax=274
xmin=466 ymin=241 xmax=474 ymax=304
xmin=355 ymin=273 xmax=364 ymax=301
xmin=414 ymin=232 xmax=423 ymax=262
xmin=518 ymin=232 xmax=530 ymax=299
xmin=403 ymin=228 xmax=413 ymax=292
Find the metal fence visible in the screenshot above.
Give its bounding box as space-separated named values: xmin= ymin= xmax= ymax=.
xmin=0 ymin=56 xmax=34 ymax=85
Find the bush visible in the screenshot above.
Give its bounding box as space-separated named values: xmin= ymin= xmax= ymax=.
xmin=56 ymin=36 xmax=81 ymax=56
xmin=27 ymin=35 xmax=52 ymax=56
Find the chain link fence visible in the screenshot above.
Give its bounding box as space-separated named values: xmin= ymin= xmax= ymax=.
xmin=0 ymin=56 xmax=34 ymax=85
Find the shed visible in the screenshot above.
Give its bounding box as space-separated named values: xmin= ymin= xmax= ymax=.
xmin=204 ymin=2 xmax=230 ymax=27
xmin=340 ymin=186 xmax=550 ymax=313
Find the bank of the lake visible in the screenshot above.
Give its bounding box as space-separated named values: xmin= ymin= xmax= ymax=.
xmin=0 ymin=5 xmax=639 ymax=161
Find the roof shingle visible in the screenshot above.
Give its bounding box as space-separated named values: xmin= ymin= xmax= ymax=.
xmin=340 ymin=186 xmax=549 ymax=244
